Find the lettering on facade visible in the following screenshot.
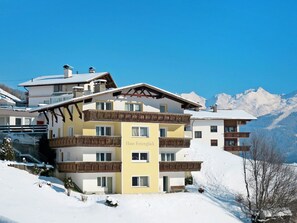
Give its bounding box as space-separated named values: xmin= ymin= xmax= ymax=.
xmin=125 ymin=141 xmax=154 ymax=147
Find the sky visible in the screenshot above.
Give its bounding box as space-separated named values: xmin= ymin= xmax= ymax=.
xmin=0 ymin=0 xmax=297 ymax=98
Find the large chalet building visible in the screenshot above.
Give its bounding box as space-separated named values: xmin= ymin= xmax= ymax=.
xmin=31 ymin=78 xmax=202 ymax=194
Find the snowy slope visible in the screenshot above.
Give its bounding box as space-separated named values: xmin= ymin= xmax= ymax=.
xmin=181 ymin=92 xmax=206 ymax=109
xmin=0 ymin=143 xmax=248 ymax=223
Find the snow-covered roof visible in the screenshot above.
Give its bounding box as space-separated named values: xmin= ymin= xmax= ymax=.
xmin=30 ymin=83 xmax=200 ymax=112
xmin=185 ymin=109 xmax=257 ymax=120
xmin=18 ymin=72 xmax=117 ymax=88
xmin=260 ymin=208 xmax=292 ymax=218
xmin=0 ymin=88 xmax=21 ymax=102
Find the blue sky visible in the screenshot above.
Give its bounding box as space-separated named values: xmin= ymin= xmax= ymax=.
xmin=0 ymin=0 xmax=297 ymax=98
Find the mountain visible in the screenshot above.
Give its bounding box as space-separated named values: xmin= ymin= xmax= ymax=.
xmin=182 ymin=88 xmax=297 ymax=163
xmin=181 ymin=91 xmax=206 ymax=109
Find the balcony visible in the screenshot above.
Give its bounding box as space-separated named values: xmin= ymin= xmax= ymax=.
xmin=49 ymin=136 xmax=121 ymax=148
xmin=224 ymin=132 xmax=250 ymax=138
xmin=159 ymin=137 xmax=191 ymax=148
xmin=57 ymin=162 xmax=122 ymax=173
xmin=159 ymin=161 xmax=202 ymax=172
xmin=83 ymin=110 xmax=191 ymax=124
xmin=224 ymin=146 xmax=250 ymax=152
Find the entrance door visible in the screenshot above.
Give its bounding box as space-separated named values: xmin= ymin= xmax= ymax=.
xmin=107 ymin=177 xmax=113 ymax=194
xmin=163 ymin=176 xmax=169 ymax=192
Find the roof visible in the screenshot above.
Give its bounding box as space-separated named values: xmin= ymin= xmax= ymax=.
xmin=30 ymin=83 xmax=201 ymax=113
xmin=185 ymin=109 xmax=257 ymax=120
xmin=18 ymin=72 xmax=117 ymax=89
xmin=0 ymin=88 xmax=21 ymax=102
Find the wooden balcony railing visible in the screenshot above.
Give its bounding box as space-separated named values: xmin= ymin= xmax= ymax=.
xmin=57 ymin=162 xmax=122 ymax=173
xmin=224 ymin=132 xmax=250 ymax=138
xmin=83 ymin=110 xmax=191 ymax=124
xmin=49 ymin=136 xmax=121 ymax=148
xmin=159 ymin=161 xmax=202 ymax=172
xmin=224 ymin=146 xmax=250 ymax=152
xmin=159 ymin=137 xmax=191 ymax=148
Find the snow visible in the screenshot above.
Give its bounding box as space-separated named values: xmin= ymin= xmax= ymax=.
xmin=18 ymin=72 xmax=109 ymax=87
xmin=0 ymin=141 xmax=249 ymax=223
xmin=185 ymin=109 xmax=256 ymax=120
xmin=181 ymin=92 xmax=206 ymax=109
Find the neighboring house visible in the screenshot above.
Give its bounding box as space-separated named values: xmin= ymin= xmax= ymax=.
xmin=19 ymin=65 xmax=117 ymax=107
xmin=185 ymin=106 xmax=256 ymax=153
xmin=31 ymin=82 xmax=202 ymax=194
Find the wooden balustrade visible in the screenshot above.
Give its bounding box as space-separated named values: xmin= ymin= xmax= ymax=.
xmin=83 ymin=110 xmax=191 ymax=124
xmin=159 ymin=137 xmax=191 ymax=148
xmin=224 ymin=146 xmax=250 ymax=152
xmin=57 ymin=162 xmax=122 ymax=173
xmin=159 ymin=161 xmax=202 ymax=172
xmin=49 ymin=136 xmax=121 ymax=148
xmin=224 ymin=132 xmax=250 ymax=138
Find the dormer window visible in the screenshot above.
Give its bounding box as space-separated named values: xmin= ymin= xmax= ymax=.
xmin=54 ymin=84 xmax=63 ymax=92
xmin=96 ymin=102 xmax=113 ymax=110
xmin=125 ymin=103 xmax=142 ymax=112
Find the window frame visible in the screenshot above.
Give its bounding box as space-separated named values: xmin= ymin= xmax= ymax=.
xmin=132 ymin=176 xmax=149 ymax=187
xmin=132 ymin=152 xmax=149 ymax=162
xmin=159 ymin=128 xmax=167 ymax=137
xmin=125 ymin=102 xmax=143 ymax=112
xmin=96 ymin=152 xmax=112 ymax=162
xmin=210 ymin=126 xmax=218 ymax=133
xmin=96 ymin=101 xmax=113 ymax=110
xmin=159 ymin=104 xmax=168 ymax=113
xmin=97 ymin=176 xmax=107 ymax=187
xmin=53 ymin=84 xmax=63 ymax=93
xmin=211 ymin=139 xmax=218 ymax=146
xmin=68 ymin=127 xmax=74 ymax=136
xmin=194 ymin=131 xmax=202 ymax=138
xmin=161 ymin=153 xmax=175 ymax=161
xmin=132 ymin=126 xmax=149 ymax=137
xmin=96 ymin=126 xmax=112 ymax=136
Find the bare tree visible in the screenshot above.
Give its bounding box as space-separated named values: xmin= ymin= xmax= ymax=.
xmin=240 ymin=133 xmax=297 ymax=222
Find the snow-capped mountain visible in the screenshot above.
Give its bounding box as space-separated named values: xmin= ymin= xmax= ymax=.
xmin=181 ymin=91 xmax=206 ymax=109
xmin=181 ymin=88 xmax=297 ymax=163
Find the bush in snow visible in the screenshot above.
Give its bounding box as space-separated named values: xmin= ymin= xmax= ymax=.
xmin=105 ymin=196 xmax=119 ymax=207
xmin=81 ymin=195 xmax=88 ymax=202
xmin=64 ymin=177 xmax=75 ymax=196
xmin=0 ymin=137 xmax=15 ymax=161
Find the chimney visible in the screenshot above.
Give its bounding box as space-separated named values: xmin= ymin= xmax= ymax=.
xmin=89 ymin=66 xmax=96 ymax=73
xmin=63 ymin=64 xmax=73 ymax=78
xmin=94 ymin=79 xmax=107 ymax=93
xmin=72 ymin=86 xmax=84 ymax=98
xmin=211 ymin=104 xmax=218 ymax=112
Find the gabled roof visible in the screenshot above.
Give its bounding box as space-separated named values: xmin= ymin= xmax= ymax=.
xmin=185 ymin=109 xmax=257 ymax=121
xmin=0 ymin=88 xmax=22 ymax=102
xmin=31 ymin=83 xmax=201 ymax=113
xmin=19 ymin=72 xmax=117 ymax=89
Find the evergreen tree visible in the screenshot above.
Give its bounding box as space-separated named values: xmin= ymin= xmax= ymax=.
xmin=0 ymin=137 xmax=15 ymax=161
xmin=64 ymin=177 xmax=75 ymax=196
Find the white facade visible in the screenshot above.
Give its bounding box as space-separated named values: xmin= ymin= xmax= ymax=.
xmin=191 ymin=119 xmax=225 ymax=149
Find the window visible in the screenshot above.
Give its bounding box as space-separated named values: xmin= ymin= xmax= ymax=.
xmin=68 ymin=127 xmax=74 ymax=136
xmin=96 ymin=126 xmax=112 ymax=136
xmin=15 ymin=118 xmax=22 ymax=126
xmin=161 ymin=153 xmax=175 ymax=161
xmin=54 ymin=84 xmax=63 ymax=92
xmin=125 ymin=103 xmax=142 ymax=112
xmin=211 ymin=139 xmax=218 ymax=146
xmin=96 ymin=102 xmax=112 ymax=110
xmin=96 ymin=153 xmax=112 ymax=161
xmin=225 ymin=126 xmax=237 ymax=132
xmin=132 ymin=176 xmax=149 ymax=187
xmin=97 ymin=177 xmax=107 ymax=187
xmin=24 ymin=118 xmax=31 ymax=125
xmin=160 ymin=104 xmax=167 ymax=113
xmin=159 ymin=128 xmax=167 ymax=137
xmin=132 ymin=152 xmax=149 ymax=162
xmin=194 ymin=131 xmax=202 ymax=138
xmin=132 ymin=127 xmax=149 ymax=137
xmin=225 ymin=140 xmax=236 ymax=146
xmin=210 ymin=126 xmax=218 ymax=133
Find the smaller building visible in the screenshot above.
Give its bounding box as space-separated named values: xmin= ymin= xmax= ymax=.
xmin=185 ymin=107 xmax=256 ymax=153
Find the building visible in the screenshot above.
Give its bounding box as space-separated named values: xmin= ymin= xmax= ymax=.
xmin=19 ymin=65 xmax=117 ymax=107
xmin=31 ymin=82 xmax=202 ymax=194
xmin=185 ymin=106 xmax=257 ymax=153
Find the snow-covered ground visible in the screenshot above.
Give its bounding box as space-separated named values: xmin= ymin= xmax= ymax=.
xmin=0 ymin=142 xmax=249 ymax=223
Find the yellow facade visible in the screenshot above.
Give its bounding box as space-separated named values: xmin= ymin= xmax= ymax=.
xmin=61 ymin=102 xmax=187 ymax=194
xmin=121 ymin=122 xmax=160 ymax=194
